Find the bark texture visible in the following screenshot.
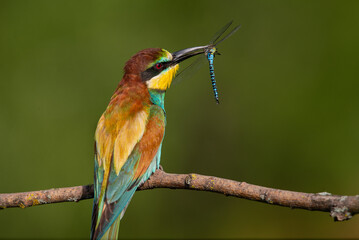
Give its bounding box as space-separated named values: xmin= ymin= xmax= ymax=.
xmin=1 ymin=169 xmax=358 ymax=221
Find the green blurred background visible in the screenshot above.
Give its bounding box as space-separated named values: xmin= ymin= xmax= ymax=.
xmin=1 ymin=0 xmax=359 ymax=238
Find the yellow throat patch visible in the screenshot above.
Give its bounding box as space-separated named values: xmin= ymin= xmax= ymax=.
xmin=146 ymin=50 xmax=179 ymax=90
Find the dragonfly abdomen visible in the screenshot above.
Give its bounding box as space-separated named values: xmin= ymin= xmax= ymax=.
xmin=207 ymin=50 xmax=219 ymax=104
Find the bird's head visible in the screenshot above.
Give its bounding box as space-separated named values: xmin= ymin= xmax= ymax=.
xmin=123 ymin=46 xmax=208 ymax=91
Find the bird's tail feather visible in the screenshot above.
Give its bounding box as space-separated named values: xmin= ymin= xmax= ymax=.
xmin=93 ymin=200 xmax=131 ymax=240
xmin=100 ymin=215 xmax=120 ymax=240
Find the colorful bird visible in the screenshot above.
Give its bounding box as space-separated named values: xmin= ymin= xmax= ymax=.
xmin=90 ymin=46 xmax=210 ymax=240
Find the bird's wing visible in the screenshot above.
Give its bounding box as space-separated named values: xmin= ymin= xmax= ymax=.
xmin=91 ymin=104 xmax=165 ymax=240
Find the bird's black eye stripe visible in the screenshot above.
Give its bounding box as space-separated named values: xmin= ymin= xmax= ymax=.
xmin=141 ymin=61 xmax=171 ymax=82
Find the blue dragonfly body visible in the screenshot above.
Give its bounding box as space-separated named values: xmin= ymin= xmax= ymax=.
xmin=174 ymin=21 xmax=240 ymax=103
xmin=206 ymin=47 xmax=219 ymax=103
xmin=205 ymin=21 xmax=241 ymax=103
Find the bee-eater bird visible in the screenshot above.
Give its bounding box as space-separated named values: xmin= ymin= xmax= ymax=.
xmin=91 ymin=46 xmax=210 ymax=240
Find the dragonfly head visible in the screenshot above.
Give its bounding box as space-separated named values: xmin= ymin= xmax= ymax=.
xmin=208 ymin=46 xmax=216 ymax=54
xmin=208 ymin=46 xmax=221 ymax=56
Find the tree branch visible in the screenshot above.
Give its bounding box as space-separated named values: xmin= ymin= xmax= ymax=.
xmin=0 ymin=169 xmax=358 ymax=221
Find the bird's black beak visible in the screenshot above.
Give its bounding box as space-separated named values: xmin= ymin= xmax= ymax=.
xmin=171 ymin=45 xmax=208 ymax=64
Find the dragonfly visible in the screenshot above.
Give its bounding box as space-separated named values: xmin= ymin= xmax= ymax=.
xmin=174 ymin=21 xmax=241 ymax=104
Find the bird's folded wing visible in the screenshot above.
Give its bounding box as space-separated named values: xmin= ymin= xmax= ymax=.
xmin=92 ymin=104 xmax=165 ymax=239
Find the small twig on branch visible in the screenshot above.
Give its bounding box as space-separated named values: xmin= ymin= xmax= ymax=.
xmin=0 ymin=169 xmax=358 ymax=221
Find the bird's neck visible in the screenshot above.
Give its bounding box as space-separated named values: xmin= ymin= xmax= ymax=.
xmin=148 ymin=89 xmax=166 ymax=112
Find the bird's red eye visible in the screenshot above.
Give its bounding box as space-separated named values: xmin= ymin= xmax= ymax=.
xmin=155 ymin=63 xmax=163 ymax=69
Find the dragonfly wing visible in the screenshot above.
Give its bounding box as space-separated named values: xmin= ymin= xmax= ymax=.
xmin=210 ymin=20 xmax=233 ymax=44
xmin=214 ymin=24 xmax=241 ymax=46
xmin=173 ymin=54 xmax=207 ymax=85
